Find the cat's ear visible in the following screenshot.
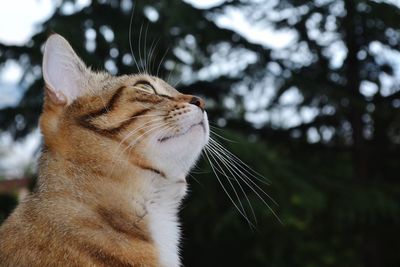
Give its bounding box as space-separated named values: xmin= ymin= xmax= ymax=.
xmin=42 ymin=34 xmax=90 ymax=105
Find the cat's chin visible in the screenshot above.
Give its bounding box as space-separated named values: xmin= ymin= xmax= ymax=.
xmin=157 ymin=122 xmax=206 ymax=143
xmin=157 ymin=112 xmax=209 ymax=146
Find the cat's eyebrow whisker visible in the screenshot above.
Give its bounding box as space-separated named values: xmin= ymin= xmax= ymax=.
xmin=203 ymin=149 xmax=255 ymax=228
xmin=150 ymin=38 xmax=161 ymax=76
xmin=166 ymin=61 xmax=177 ymax=85
xmin=146 ymin=37 xmax=160 ymax=76
xmin=144 ymin=22 xmax=150 ymax=75
xmin=128 ymin=3 xmax=142 ymax=74
xmin=173 ymin=77 xmax=182 ymax=88
xmin=156 ymin=46 xmax=170 ymax=78
xmin=138 ymin=23 xmax=145 ymax=74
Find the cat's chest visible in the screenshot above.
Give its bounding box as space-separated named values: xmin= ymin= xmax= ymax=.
xmin=144 ymin=184 xmax=186 ymax=267
xmin=147 ymin=204 xmax=181 ymax=267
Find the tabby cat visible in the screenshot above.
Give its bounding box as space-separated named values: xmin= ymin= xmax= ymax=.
xmin=0 ymin=34 xmax=209 ymax=267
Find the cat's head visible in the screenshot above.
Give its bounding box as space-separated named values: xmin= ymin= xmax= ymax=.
xmin=40 ymin=34 xmax=209 ymax=183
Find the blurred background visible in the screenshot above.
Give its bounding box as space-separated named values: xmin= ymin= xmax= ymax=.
xmin=0 ymin=0 xmax=399 ymax=266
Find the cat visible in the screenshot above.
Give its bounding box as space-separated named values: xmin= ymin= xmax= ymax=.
xmin=0 ymin=34 xmax=209 ymax=267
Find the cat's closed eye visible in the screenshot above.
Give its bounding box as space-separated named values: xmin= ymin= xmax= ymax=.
xmin=134 ymin=81 xmax=156 ymax=94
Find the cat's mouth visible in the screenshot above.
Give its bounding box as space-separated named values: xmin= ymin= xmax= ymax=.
xmin=158 ymin=121 xmax=205 ymax=142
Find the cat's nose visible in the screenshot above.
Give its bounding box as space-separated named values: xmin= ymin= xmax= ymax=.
xmin=189 ymin=96 xmax=205 ymax=111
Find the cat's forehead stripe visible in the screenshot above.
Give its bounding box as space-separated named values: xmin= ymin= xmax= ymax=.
xmin=78 ymin=108 xmax=151 ymax=138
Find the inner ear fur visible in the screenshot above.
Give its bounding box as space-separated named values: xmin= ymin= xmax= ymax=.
xmin=42 ymin=34 xmax=92 ymax=105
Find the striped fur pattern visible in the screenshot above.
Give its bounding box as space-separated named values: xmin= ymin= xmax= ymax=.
xmin=0 ymin=34 xmax=209 ymax=267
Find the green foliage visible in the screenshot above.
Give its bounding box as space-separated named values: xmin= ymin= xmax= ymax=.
xmin=182 ymin=131 xmax=400 ymax=267
xmin=0 ymin=193 xmax=18 ymax=224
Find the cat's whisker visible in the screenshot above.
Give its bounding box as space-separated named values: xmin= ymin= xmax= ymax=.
xmin=109 ymin=121 xmax=169 ymax=180
xmin=135 ymin=101 xmax=170 ymax=112
xmin=128 ymin=3 xmax=142 ymax=74
xmin=138 ymin=23 xmax=145 ymax=74
xmin=206 ymin=144 xmax=258 ymax=222
xmin=208 ymin=139 xmax=276 ymax=204
xmin=209 ymin=124 xmax=226 ymax=131
xmin=187 ymin=173 xmax=204 ymax=187
xmin=155 ymin=124 xmax=175 ymax=142
xmin=189 ymin=160 xmax=205 ymax=172
xmin=123 ymin=122 xmax=173 ymax=160
xmin=147 ymin=38 xmax=160 ymax=76
xmin=108 ymin=119 xmax=166 ymax=177
xmin=209 ymin=129 xmax=237 ymax=143
xmin=208 ymin=122 xmax=227 ymax=129
xmin=205 ymin=146 xmax=251 ymax=224
xmin=209 ymin=138 xmax=271 ymax=185
xmin=189 ymin=170 xmax=210 ymax=174
xmin=203 ymin=149 xmax=255 ymax=228
xmin=144 ymin=22 xmax=150 ymax=75
xmin=206 ymin=144 xmax=258 ymax=225
xmin=173 ymin=77 xmax=182 ymax=88
xmin=166 ymin=60 xmax=177 ymax=85
xmin=125 ymin=122 xmax=171 ymax=151
xmin=116 ymin=118 xmax=165 ymax=147
xmin=107 ymin=113 xmax=165 ymax=127
xmin=206 ymin=141 xmax=282 ymax=224
xmin=209 ymin=124 xmax=237 ymax=139
xmin=209 ymin=151 xmax=257 ymax=224
xmin=151 ymin=38 xmax=163 ymax=76
xmin=133 ymin=97 xmax=174 ymax=113
xmin=156 ymin=46 xmax=170 ymax=78
xmin=109 ymin=119 xmax=164 ymax=156
xmin=145 ymin=38 xmax=153 ymax=75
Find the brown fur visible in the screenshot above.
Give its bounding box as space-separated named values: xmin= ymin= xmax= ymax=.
xmin=0 ymin=46 xmax=205 ymax=266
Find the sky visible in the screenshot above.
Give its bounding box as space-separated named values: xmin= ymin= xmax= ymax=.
xmin=0 ymin=0 xmax=55 ymax=45
xmin=0 ymin=0 xmax=295 ymax=112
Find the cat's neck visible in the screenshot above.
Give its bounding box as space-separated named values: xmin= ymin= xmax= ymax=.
xmin=38 ymin=150 xmax=186 ymax=267
xmin=146 ymin=180 xmax=186 ymax=267
xmin=127 ymin=169 xmax=187 ymax=267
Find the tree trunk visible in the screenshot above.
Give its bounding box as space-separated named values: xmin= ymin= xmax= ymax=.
xmin=343 ymin=0 xmax=367 ymax=181
xmin=343 ymin=2 xmax=382 ymax=267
